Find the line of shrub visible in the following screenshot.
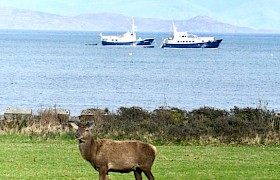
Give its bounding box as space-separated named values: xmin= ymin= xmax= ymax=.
xmin=91 ymin=106 xmax=279 ymax=145
xmin=1 ymin=106 xmax=279 ymax=145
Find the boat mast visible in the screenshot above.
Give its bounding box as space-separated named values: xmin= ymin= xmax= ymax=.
xmin=131 ymin=17 xmax=137 ymax=34
xmin=172 ymin=21 xmax=177 ymax=34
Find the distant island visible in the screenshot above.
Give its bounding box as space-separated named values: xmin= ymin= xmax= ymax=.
xmin=0 ymin=6 xmax=279 ymax=34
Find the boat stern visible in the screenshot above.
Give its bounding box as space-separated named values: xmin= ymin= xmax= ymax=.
xmin=205 ymin=39 xmax=222 ymax=48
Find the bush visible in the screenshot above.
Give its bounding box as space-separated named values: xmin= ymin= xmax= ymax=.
xmin=1 ymin=106 xmax=279 ymax=145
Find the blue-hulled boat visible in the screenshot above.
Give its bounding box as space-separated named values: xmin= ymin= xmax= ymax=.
xmin=99 ymin=18 xmax=154 ymax=46
xmin=161 ymin=22 xmax=222 ymax=48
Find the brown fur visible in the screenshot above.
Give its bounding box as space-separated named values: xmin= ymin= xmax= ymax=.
xmin=71 ymin=122 xmax=157 ymax=180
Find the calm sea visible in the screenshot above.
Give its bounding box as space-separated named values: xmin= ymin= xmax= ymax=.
xmin=0 ymin=30 xmax=279 ymax=115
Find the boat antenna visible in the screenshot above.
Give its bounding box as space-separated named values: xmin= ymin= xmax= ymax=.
xmin=126 ymin=17 xmax=137 ymax=34
xmin=131 ymin=17 xmax=137 ymax=33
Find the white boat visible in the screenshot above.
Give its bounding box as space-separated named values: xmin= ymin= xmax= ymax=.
xmin=99 ymin=18 xmax=154 ymax=46
xmin=161 ymin=22 xmax=222 ymax=48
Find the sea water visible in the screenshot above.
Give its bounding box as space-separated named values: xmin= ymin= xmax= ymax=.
xmin=0 ymin=30 xmax=279 ymax=115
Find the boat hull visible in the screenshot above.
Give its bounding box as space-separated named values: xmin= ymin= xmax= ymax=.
xmin=101 ymin=41 xmax=134 ymax=46
xmin=102 ymin=38 xmax=154 ymax=46
xmin=136 ymin=38 xmax=154 ymax=46
xmin=161 ymin=39 xmax=222 ymax=48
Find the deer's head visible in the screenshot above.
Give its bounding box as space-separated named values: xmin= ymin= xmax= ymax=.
xmin=70 ymin=122 xmax=94 ymax=143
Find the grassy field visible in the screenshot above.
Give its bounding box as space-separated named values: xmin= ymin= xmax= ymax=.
xmin=0 ymin=135 xmax=279 ymax=179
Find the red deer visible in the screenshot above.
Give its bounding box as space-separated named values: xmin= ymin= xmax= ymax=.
xmin=70 ymin=122 xmax=157 ymax=180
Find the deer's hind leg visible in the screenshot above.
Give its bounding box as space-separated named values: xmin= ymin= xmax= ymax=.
xmin=143 ymin=169 xmax=154 ymax=180
xmin=134 ymin=168 xmax=143 ymax=180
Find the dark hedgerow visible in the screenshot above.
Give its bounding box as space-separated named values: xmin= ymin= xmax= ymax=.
xmin=1 ymin=106 xmax=279 ymax=145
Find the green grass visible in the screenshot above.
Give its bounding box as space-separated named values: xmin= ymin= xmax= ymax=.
xmin=0 ymin=135 xmax=279 ymax=179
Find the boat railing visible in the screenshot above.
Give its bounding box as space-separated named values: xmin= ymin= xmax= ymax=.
xmin=188 ymin=34 xmax=198 ymax=38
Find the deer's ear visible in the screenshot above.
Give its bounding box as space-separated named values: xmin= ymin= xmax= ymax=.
xmin=70 ymin=122 xmax=79 ymax=130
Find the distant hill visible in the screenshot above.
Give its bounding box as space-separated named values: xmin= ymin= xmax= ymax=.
xmin=0 ymin=7 xmax=278 ymax=33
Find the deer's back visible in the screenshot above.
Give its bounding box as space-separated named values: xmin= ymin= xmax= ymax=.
xmin=92 ymin=139 xmax=156 ymax=171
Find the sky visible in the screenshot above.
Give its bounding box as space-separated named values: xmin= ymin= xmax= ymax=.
xmin=1 ymin=0 xmax=280 ymax=30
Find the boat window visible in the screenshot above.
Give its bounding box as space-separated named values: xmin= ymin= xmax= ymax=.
xmin=202 ymin=40 xmax=204 ymax=42
xmin=192 ymin=41 xmax=194 ymax=42
xmin=178 ymin=41 xmax=180 ymax=43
